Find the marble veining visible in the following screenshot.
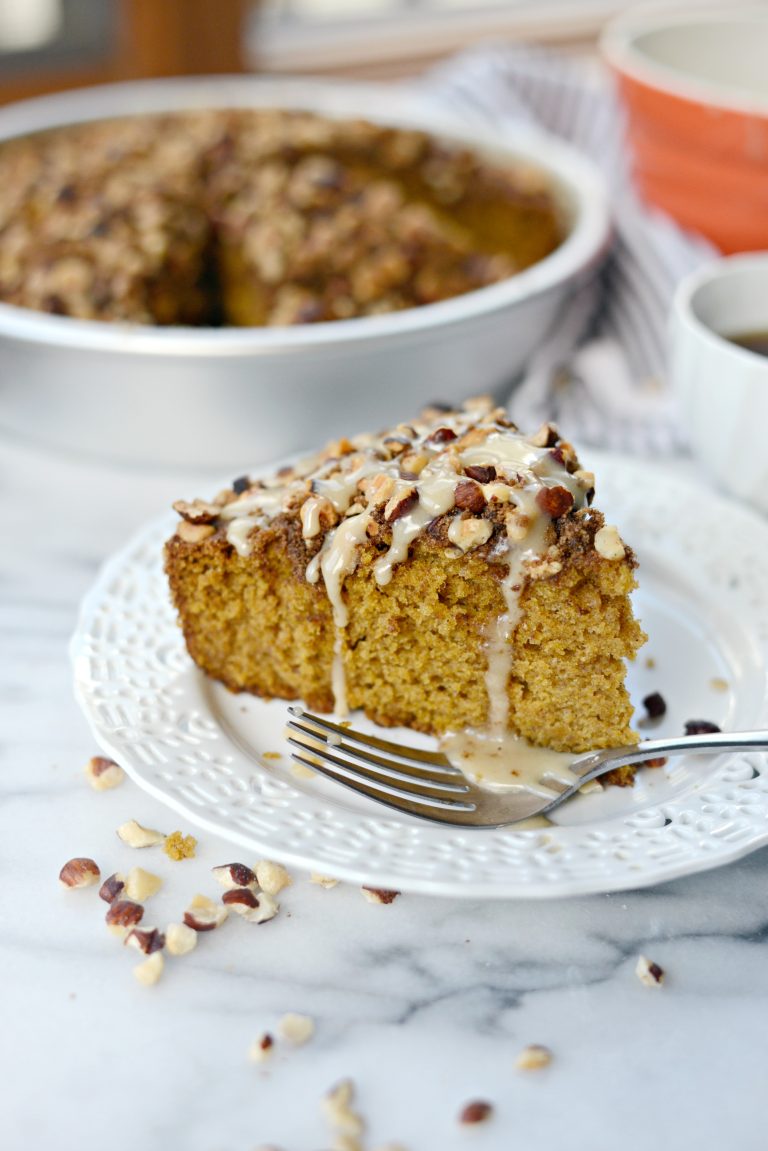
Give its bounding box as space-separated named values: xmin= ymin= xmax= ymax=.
xmin=1 ymin=433 xmax=768 ymax=1151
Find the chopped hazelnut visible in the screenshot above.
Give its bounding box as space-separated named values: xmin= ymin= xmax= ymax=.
xmin=248 ymin=1032 xmax=274 ymax=1063
xmin=183 ymin=893 xmax=228 ymax=932
xmin=426 ymin=426 xmax=457 ymax=445
xmin=106 ymin=899 xmax=144 ymax=930
xmin=222 ymin=887 xmax=279 ymax=924
xmin=399 ymin=451 xmax=428 ymax=478
xmin=165 ymin=922 xmax=198 ymax=956
xmin=84 ymin=755 xmax=125 ymax=791
xmin=59 ymin=857 xmax=100 ymax=889
xmin=384 ymin=487 xmax=418 ymax=523
xmin=453 ymin=479 xmax=486 ymax=514
xmin=172 ymin=498 xmax=221 ymax=525
xmin=125 ymin=926 xmax=166 ymax=955
xmin=535 ymin=485 xmax=574 ymax=518
xmin=322 ymin=1079 xmax=365 ymax=1138
xmin=176 ymin=521 xmax=216 ymax=544
xmin=358 ymin=473 xmax=395 ymax=507
xmin=530 ymin=422 xmax=560 ymax=448
xmin=504 ymin=507 xmax=530 ymax=542
xmin=98 ymin=872 xmax=125 ymax=903
xmin=594 ymin=524 xmax=626 ymax=561
xmin=124 ymin=867 xmax=163 ymax=903
xmin=362 ymin=887 xmax=400 ymax=905
xmin=636 ymin=954 xmax=665 ymax=987
xmin=311 ymin=873 xmax=339 ymax=889
xmin=133 ymin=951 xmax=164 ymax=986
xmin=117 ymin=820 xmax=165 ymax=849
xmin=212 ymin=862 xmax=258 ymax=891
xmin=459 ymin=1100 xmax=493 ymax=1125
xmin=278 ymin=1012 xmax=315 ymax=1046
xmin=463 ymin=464 xmax=497 ymax=484
xmin=447 ymin=516 xmax=493 ymax=552
xmin=515 ymin=1044 xmax=553 ymax=1070
xmin=255 ymin=859 xmax=293 ymax=895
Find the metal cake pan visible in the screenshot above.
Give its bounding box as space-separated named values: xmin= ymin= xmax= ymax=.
xmin=0 ymin=75 xmax=611 ymax=468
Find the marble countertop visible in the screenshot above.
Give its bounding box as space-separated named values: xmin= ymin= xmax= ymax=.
xmin=3 ymin=432 xmax=767 ymax=1151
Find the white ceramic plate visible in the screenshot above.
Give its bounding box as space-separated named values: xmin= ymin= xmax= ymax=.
xmin=71 ymin=453 xmax=768 ymax=898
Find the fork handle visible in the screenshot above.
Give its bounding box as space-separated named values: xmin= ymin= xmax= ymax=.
xmin=571 ymin=730 xmax=768 ymax=784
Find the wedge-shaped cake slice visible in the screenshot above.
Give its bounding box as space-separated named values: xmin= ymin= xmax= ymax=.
xmin=165 ymin=399 xmax=645 ymax=776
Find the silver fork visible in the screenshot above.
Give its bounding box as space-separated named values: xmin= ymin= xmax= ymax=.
xmin=286 ymin=707 xmax=768 ymax=828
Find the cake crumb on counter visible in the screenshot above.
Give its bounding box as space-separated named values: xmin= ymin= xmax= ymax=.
xmin=163 ymin=830 xmax=197 ymax=860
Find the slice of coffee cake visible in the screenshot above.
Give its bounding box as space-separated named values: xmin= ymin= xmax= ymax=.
xmin=165 ymin=399 xmax=645 ymax=767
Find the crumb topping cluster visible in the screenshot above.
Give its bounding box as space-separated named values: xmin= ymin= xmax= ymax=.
xmin=173 ymin=396 xmax=597 ymax=584
xmin=0 ymin=109 xmax=559 ymax=326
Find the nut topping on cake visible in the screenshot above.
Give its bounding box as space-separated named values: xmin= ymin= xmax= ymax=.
xmin=594 ymin=524 xmax=626 ymax=561
xmin=453 ymin=480 xmax=486 ymax=513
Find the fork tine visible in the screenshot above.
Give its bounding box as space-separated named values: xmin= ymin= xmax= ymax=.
xmin=287 ymin=735 xmax=472 ymax=798
xmin=290 ymin=752 xmax=481 ymax=825
xmin=286 ymin=718 xmax=468 ymax=788
xmin=289 ymin=744 xmax=477 ymax=813
xmin=287 ymin=706 xmax=459 ymax=770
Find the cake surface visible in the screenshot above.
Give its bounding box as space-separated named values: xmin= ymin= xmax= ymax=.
xmin=0 ymin=109 xmax=560 ymax=326
xmin=165 ymin=399 xmax=646 ymax=778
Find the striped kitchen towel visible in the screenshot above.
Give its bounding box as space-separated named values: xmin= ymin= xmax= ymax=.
xmin=421 ymin=43 xmax=716 ymax=454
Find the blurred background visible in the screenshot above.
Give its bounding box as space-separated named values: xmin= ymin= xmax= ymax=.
xmin=0 ymin=0 xmax=717 ymax=97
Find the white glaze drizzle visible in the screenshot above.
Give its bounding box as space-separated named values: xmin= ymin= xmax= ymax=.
xmin=441 ymin=728 xmax=603 ymax=797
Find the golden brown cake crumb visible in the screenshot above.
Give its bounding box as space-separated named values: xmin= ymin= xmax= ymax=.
xmin=163 ymin=830 xmax=197 ymax=861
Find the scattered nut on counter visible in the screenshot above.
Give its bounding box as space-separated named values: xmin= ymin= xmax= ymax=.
xmin=212 ymin=862 xmax=258 ymax=890
xmin=125 ymin=927 xmax=166 ymax=955
xmin=322 ymin=1079 xmax=365 ymax=1141
xmin=256 ymin=859 xmax=293 ymax=895
xmin=85 ymin=755 xmax=125 ymax=791
xmin=98 ymin=873 xmax=126 ymax=903
xmin=133 ymin=951 xmax=164 ymax=986
xmin=163 ymin=830 xmax=197 ymax=860
xmin=124 ymin=867 xmax=163 ymax=902
xmin=362 ymin=887 xmax=400 ymax=905
xmin=515 ymin=1044 xmax=553 ymax=1071
xmin=248 ymin=1033 xmax=275 ymax=1064
xmin=311 ymin=873 xmax=339 ymax=889
xmin=58 ymin=857 xmax=101 ymax=889
xmin=277 ymin=1012 xmax=314 ymax=1046
xmin=105 ymin=899 xmax=144 ymax=934
xmin=117 ymin=819 xmax=165 ymax=848
xmin=183 ymin=893 xmax=228 ymax=932
xmin=636 ymin=954 xmax=665 ymax=987
xmin=165 ymin=922 xmax=198 ymax=956
xmin=459 ymin=1100 xmax=494 ymax=1125
xmin=221 ymin=887 xmax=279 ymax=924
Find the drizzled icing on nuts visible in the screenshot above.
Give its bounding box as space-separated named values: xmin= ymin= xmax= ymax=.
xmin=173 ymin=398 xmax=605 ymax=724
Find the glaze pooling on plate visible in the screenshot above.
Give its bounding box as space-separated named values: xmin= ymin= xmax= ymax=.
xmin=71 ymin=454 xmax=768 ymax=898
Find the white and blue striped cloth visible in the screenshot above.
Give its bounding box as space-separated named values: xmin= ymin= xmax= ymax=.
xmin=422 ymin=43 xmax=715 ymax=454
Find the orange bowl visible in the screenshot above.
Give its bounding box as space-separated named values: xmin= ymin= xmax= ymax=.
xmin=602 ymin=8 xmax=768 ymax=253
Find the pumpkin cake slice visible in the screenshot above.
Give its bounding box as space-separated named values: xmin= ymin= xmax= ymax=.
xmin=165 ymin=398 xmax=646 ymax=782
